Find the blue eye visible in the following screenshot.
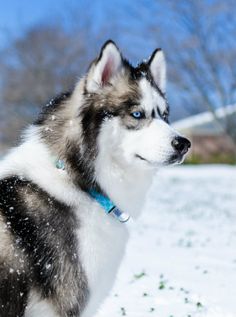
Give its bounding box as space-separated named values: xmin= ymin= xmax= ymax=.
xmin=131 ymin=111 xmax=143 ymax=119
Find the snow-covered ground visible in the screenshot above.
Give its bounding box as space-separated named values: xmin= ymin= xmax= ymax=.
xmin=96 ymin=165 xmax=236 ymax=317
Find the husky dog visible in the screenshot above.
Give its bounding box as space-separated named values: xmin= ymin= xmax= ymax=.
xmin=0 ymin=40 xmax=190 ymax=317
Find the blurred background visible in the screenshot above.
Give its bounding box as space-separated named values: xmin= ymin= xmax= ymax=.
xmin=0 ymin=0 xmax=236 ymax=163
xmin=1 ymin=2 xmax=236 ymax=316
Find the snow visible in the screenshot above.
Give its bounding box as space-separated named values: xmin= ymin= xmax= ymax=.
xmin=96 ymin=165 xmax=236 ymax=317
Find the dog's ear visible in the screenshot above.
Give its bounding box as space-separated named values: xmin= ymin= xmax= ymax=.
xmin=86 ymin=40 xmax=123 ymax=92
xmin=148 ymin=49 xmax=166 ymax=93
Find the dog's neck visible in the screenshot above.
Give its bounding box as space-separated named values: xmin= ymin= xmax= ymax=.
xmin=54 ymin=153 xmax=154 ymax=219
xmin=94 ymin=153 xmax=155 ymax=219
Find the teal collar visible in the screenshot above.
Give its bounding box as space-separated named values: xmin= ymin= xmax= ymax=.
xmin=56 ymin=159 xmax=130 ymax=223
xmin=88 ymin=189 xmax=130 ymax=223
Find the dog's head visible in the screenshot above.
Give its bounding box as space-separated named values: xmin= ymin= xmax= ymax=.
xmin=81 ymin=40 xmax=191 ymax=172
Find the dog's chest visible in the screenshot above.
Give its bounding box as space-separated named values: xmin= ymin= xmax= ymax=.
xmin=76 ymin=201 xmax=129 ymax=316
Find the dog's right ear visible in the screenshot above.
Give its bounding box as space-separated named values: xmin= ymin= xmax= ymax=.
xmin=86 ymin=40 xmax=123 ymax=92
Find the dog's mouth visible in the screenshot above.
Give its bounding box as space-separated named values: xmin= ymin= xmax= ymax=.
xmin=135 ymin=154 xmax=149 ymax=162
xmin=166 ymin=153 xmax=185 ymax=165
xmin=135 ymin=154 xmax=158 ymax=167
xmin=135 ymin=153 xmax=185 ymax=166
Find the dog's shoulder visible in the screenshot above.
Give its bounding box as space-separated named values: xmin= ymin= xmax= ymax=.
xmin=0 ymin=174 xmax=78 ymax=245
xmin=0 ymin=174 xmax=89 ymax=315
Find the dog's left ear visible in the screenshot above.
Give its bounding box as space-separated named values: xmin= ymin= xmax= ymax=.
xmin=86 ymin=40 xmax=123 ymax=92
xmin=148 ymin=49 xmax=166 ymax=93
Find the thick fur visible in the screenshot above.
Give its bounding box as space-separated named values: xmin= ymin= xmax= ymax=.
xmin=0 ymin=40 xmax=190 ymax=317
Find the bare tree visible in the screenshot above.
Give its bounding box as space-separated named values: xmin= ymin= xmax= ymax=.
xmin=126 ymin=0 xmax=236 ymax=147
xmin=0 ymin=24 xmax=91 ymax=108
xmin=164 ymin=0 xmax=236 ymax=144
xmin=0 ymin=16 xmax=95 ymax=150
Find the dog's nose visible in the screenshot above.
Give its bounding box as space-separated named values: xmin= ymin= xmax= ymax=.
xmin=171 ymin=136 xmax=191 ymax=155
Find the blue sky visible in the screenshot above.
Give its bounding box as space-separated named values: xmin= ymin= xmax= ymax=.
xmin=0 ymin=0 xmax=82 ymax=45
xmin=0 ymin=0 xmax=159 ymax=59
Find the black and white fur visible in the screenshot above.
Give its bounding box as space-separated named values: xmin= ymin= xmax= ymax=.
xmin=0 ymin=40 xmax=190 ymax=317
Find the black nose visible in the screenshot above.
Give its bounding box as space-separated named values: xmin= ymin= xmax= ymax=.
xmin=171 ymin=136 xmax=191 ymax=155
